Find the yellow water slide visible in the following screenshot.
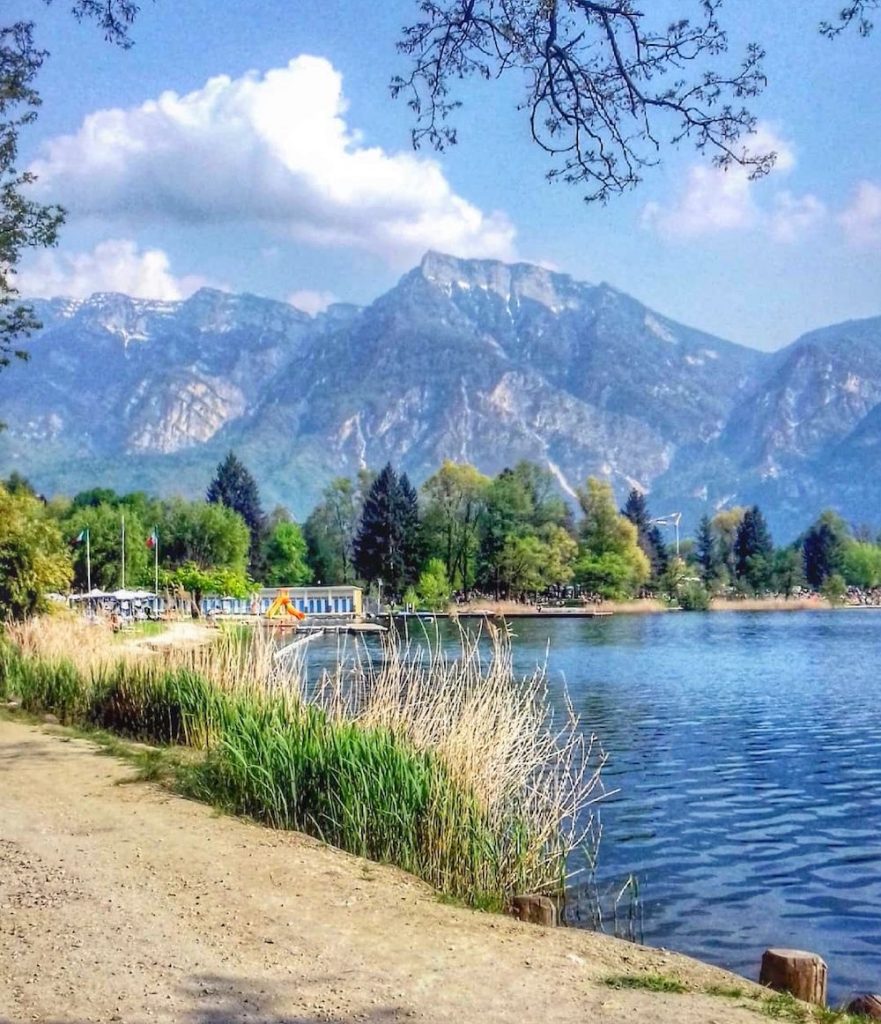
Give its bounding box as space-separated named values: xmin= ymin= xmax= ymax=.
xmin=265 ymin=589 xmax=306 ymax=620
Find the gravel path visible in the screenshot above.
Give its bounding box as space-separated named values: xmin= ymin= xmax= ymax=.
xmin=0 ymin=717 xmax=766 ymax=1024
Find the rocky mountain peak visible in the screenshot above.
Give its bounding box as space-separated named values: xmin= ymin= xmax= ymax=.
xmin=418 ymin=250 xmax=587 ymax=314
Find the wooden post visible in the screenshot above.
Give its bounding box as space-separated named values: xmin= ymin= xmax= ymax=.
xmin=846 ymin=995 xmax=881 ymax=1019
xmin=511 ymin=895 xmax=557 ymax=927
xmin=759 ymin=949 xmax=827 ymax=1006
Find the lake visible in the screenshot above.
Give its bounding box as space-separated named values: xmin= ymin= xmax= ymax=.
xmin=308 ymin=610 xmax=881 ymax=1001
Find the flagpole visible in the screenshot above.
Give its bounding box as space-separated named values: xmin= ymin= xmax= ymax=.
xmin=86 ymin=529 xmax=92 ymax=594
xmin=121 ymin=514 xmax=126 ymax=590
xmin=154 ymin=528 xmax=159 ymax=597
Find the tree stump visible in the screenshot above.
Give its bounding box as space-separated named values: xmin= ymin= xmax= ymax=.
xmin=759 ymin=949 xmax=827 ymax=1006
xmin=846 ymin=995 xmax=881 ymax=1019
xmin=511 ymin=895 xmax=557 ymax=927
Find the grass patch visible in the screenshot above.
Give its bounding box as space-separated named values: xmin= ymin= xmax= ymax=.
xmin=603 ymin=973 xmax=688 ymax=994
xmin=706 ymin=984 xmax=746 ymax=999
xmin=0 ymin=618 xmax=603 ymax=911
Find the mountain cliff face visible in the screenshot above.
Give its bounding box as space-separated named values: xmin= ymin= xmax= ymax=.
xmin=1 ymin=252 xmax=879 ymax=538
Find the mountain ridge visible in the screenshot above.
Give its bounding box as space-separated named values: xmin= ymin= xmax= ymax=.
xmin=2 ymin=253 xmax=879 ymax=539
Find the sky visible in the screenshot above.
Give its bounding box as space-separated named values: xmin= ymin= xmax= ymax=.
xmin=9 ymin=0 xmax=881 ymax=350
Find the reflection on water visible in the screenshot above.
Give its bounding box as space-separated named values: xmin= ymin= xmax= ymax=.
xmin=305 ymin=612 xmax=881 ymax=999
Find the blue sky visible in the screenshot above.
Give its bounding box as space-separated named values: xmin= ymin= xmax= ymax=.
xmin=10 ymin=0 xmax=881 ymax=349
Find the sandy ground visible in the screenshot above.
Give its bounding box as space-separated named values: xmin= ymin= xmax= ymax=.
xmin=0 ymin=717 xmax=771 ymax=1024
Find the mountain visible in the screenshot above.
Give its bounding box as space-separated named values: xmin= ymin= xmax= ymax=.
xmin=1 ymin=252 xmax=879 ymax=538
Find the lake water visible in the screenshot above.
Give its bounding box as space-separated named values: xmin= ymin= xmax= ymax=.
xmin=309 ymin=611 xmax=881 ymax=1001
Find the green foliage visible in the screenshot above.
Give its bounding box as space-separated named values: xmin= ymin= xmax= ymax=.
xmin=0 ymin=485 xmax=71 ymax=618
xmin=773 ymin=547 xmax=805 ymax=597
xmin=421 ymin=460 xmax=489 ymax=592
xmin=842 ymin=540 xmax=881 ymax=588
xmin=158 ymin=498 xmax=250 ymax=575
xmin=676 ymin=580 xmax=711 ymax=611
xmin=802 ymin=511 xmax=848 ymax=589
xmin=160 ymin=563 xmax=252 ymax=614
xmin=821 ymin=572 xmax=847 ymax=605
xmin=354 ymin=464 xmax=421 ymax=597
xmin=477 ymin=462 xmax=571 ymax=595
xmin=1 ymin=633 xmax=567 ymax=910
xmin=207 ymin=451 xmax=266 ymax=573
xmin=62 ymin=501 xmax=149 ymax=590
xmin=712 ymin=507 xmax=746 ymax=582
xmin=415 ymin=558 xmax=453 ymax=610
xmin=621 ymin=488 xmax=667 ymax=580
xmin=575 ymin=478 xmax=649 ymax=599
xmin=603 ymin=974 xmax=687 ymax=994
xmin=262 ymin=521 xmax=312 ymax=586
xmin=303 ymin=477 xmax=359 ymax=584
xmin=734 ymin=505 xmax=774 ymax=592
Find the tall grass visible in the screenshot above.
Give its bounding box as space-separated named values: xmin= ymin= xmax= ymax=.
xmin=0 ymin=618 xmax=603 ymax=908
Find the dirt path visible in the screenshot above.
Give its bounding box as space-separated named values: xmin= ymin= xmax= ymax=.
xmin=0 ymin=717 xmax=766 ymax=1024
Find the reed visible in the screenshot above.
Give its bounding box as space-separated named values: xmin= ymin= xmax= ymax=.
xmin=0 ymin=617 xmax=603 ymax=908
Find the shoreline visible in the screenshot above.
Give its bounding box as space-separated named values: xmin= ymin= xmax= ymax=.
xmin=0 ymin=714 xmax=791 ymax=1024
xmin=438 ymin=597 xmax=845 ymax=618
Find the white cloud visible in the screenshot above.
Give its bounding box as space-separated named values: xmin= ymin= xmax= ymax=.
xmin=641 ymin=124 xmax=821 ymax=241
xmin=16 ymin=239 xmax=215 ymax=300
xmin=29 ymin=56 xmax=516 ymax=265
xmin=839 ymin=181 xmax=881 ymax=247
xmin=287 ymin=288 xmax=336 ymax=315
xmin=770 ymin=191 xmax=827 ymax=243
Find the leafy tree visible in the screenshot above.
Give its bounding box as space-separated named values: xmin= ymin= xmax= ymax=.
xmin=772 ymin=548 xmax=805 ymax=598
xmin=72 ymin=487 xmax=121 ymax=509
xmin=353 ymin=464 xmax=421 ymax=598
xmin=262 ymin=521 xmax=312 ymax=587
xmin=540 ymin=524 xmax=579 ymax=588
xmin=497 ymin=535 xmax=548 ymax=597
xmin=160 ymin=563 xmax=252 ymax=618
xmin=415 ymin=557 xmax=453 ymax=611
xmin=821 ymin=573 xmax=847 ymax=605
xmin=621 ymin=488 xmax=668 ymax=581
xmin=62 ymin=502 xmax=148 ymax=591
xmin=712 ymin=507 xmax=747 ymax=583
xmin=0 ymin=484 xmax=71 ymax=618
xmin=3 ymin=470 xmax=36 ymax=496
xmin=303 ymin=477 xmax=360 ymax=584
xmin=478 ymin=468 xmax=534 ymax=594
xmin=421 ymin=460 xmax=489 ymax=593
xmin=158 ymin=498 xmax=249 ymax=576
xmin=574 ymin=478 xmax=649 ymax=599
xmin=734 ymin=505 xmax=774 ymax=592
xmin=842 ymin=541 xmax=881 ymax=589
xmin=694 ymin=514 xmax=719 ymax=586
xmin=206 ymin=451 xmax=265 ymax=573
xmin=802 ymin=511 xmax=848 ymax=589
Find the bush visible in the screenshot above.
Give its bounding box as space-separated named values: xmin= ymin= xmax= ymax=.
xmin=676 ymin=582 xmax=711 ymax=611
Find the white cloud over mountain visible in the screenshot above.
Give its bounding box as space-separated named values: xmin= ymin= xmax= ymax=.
xmin=16 ymin=239 xmax=214 ymax=300
xmin=642 ymin=125 xmax=825 ymax=243
xmin=287 ymin=289 xmax=337 ymax=315
xmin=29 ymin=56 xmax=516 ymax=265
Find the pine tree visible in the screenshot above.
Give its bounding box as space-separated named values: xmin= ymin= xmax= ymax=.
xmin=695 ymin=514 xmax=717 ymax=584
xmin=206 ymin=451 xmax=265 ymax=574
xmin=398 ymin=472 xmax=422 ymax=587
xmin=621 ymin=488 xmax=667 ymax=580
xmin=353 ymin=464 xmax=421 ymax=598
xmin=734 ymin=505 xmax=774 ymax=591
xmin=802 ymin=511 xmax=847 ymax=588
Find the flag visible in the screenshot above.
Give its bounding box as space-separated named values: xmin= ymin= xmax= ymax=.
xmin=146 ymin=529 xmax=158 ymax=550
xmin=70 ymin=529 xmax=87 ymax=549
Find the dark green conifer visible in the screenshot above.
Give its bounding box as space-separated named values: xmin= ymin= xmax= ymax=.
xmin=206 ymin=451 xmax=265 ymax=574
